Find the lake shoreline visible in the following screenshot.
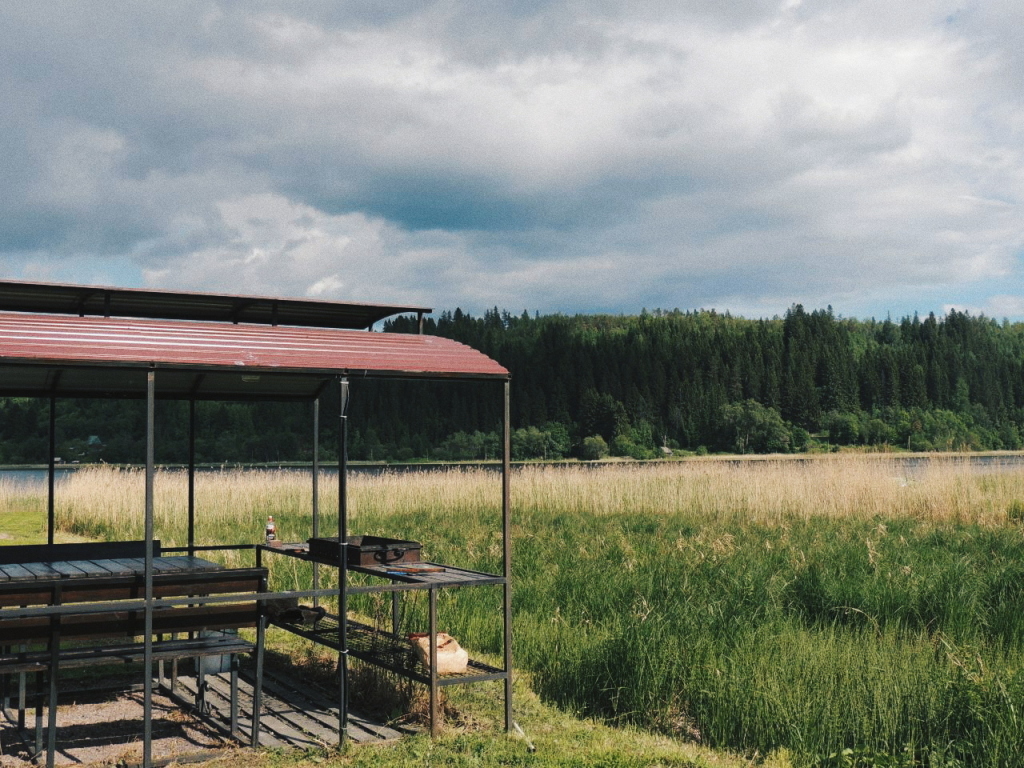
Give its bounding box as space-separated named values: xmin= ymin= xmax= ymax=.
xmin=3 ymin=448 xmax=1024 ymax=472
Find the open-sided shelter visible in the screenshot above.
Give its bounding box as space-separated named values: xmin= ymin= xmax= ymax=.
xmin=0 ymin=280 xmax=513 ymax=765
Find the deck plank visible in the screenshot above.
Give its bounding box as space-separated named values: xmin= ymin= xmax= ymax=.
xmin=168 ymin=666 xmax=413 ymax=750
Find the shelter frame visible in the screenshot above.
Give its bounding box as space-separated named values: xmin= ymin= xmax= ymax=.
xmin=0 ymin=279 xmax=513 ymax=764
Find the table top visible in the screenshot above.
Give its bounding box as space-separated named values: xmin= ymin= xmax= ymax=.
xmin=0 ymin=555 xmax=222 ymax=583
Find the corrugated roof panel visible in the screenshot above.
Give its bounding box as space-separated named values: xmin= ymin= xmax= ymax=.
xmin=0 ymin=312 xmax=508 ymax=398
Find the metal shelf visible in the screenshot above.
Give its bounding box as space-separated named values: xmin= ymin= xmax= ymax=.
xmin=257 ymin=541 xmax=510 ymax=737
xmin=269 ymin=612 xmax=506 ymax=687
xmin=258 ymin=543 xmax=504 ymax=589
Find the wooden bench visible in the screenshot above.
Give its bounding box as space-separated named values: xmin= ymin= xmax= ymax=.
xmin=0 ymin=543 xmax=268 ymax=766
xmin=0 ymin=539 xmax=161 ymax=566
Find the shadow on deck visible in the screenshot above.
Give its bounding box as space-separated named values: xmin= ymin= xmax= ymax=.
xmin=0 ymin=665 xmax=416 ymax=767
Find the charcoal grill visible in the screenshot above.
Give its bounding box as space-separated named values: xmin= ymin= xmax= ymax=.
xmin=307 ymin=535 xmax=422 ymax=566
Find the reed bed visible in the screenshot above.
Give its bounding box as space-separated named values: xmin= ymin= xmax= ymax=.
xmin=16 ymin=457 xmax=1024 ymax=766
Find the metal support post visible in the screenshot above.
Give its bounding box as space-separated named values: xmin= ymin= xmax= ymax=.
xmin=144 ymin=369 xmax=156 ymax=768
xmin=313 ymin=399 xmax=320 ymax=607
xmin=188 ymin=399 xmax=196 ymax=555
xmin=47 ymin=396 xmax=56 ymax=546
xmin=252 ymin=614 xmax=266 ymax=747
xmin=502 ymin=378 xmax=513 ymax=732
xmin=429 ymin=587 xmax=439 ymax=736
xmin=338 ymin=377 xmax=350 ymax=746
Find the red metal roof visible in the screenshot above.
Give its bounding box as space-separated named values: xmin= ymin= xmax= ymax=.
xmin=0 ymin=312 xmax=508 ymax=399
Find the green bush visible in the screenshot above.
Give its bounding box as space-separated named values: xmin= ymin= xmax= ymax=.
xmin=580 ymin=435 xmax=609 ymax=460
xmin=720 ymin=400 xmax=792 ymax=453
xmin=826 ymin=412 xmax=864 ymax=445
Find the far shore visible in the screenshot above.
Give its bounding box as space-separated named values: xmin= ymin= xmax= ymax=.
xmin=3 ymin=449 xmax=1024 ymax=474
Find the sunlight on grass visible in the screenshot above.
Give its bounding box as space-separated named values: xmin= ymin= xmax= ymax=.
xmin=6 ymin=457 xmax=1024 ymax=766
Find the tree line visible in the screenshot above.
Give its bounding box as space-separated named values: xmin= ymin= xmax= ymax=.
xmin=1 ymin=305 xmax=1023 ymax=465
xmin=382 ymin=305 xmax=1024 ymax=459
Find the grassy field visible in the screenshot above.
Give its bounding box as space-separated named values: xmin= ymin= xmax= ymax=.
xmin=4 ymin=457 xmax=1024 ymax=767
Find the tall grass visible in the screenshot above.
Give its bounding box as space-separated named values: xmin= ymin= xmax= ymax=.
xmin=0 ymin=476 xmax=47 ymax=542
xmin=20 ymin=458 xmax=1024 ymax=765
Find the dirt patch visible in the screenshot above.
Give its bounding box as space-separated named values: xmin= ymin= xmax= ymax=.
xmin=0 ymin=687 xmax=244 ymax=767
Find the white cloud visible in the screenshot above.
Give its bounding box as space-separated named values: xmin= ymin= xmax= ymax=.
xmin=0 ymin=0 xmax=1022 ymax=319
xmin=137 ymin=192 xmax=535 ymax=311
xmin=946 ymin=295 xmax=1024 ymax=320
xmin=142 ymin=193 xmax=408 ymax=301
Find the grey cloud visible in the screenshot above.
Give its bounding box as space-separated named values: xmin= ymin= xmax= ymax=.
xmin=0 ymin=0 xmax=1022 ymax=320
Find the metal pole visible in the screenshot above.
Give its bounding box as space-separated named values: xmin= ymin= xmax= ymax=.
xmin=338 ymin=377 xmax=350 ymax=746
xmin=188 ymin=399 xmax=196 ymax=555
xmin=144 ymin=369 xmax=156 ymax=768
xmin=313 ymin=398 xmax=320 ymax=607
xmin=429 ymin=587 xmax=439 ymax=736
xmin=502 ymin=378 xmax=513 ymax=733
xmin=313 ymin=398 xmax=320 ymax=537
xmin=47 ymin=396 xmax=56 ymax=546
xmin=339 ymin=379 xmax=349 ymax=540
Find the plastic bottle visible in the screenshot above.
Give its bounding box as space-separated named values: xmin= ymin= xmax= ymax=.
xmin=265 ymin=515 xmax=277 ymax=543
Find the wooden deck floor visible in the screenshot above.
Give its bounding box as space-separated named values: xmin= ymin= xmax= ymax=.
xmin=0 ymin=667 xmax=416 ymax=766
xmin=177 ymin=666 xmax=415 ymax=748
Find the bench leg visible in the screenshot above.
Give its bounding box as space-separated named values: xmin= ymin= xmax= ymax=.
xmin=18 ymin=665 xmax=26 ymax=731
xmin=0 ymin=650 xmax=7 ymax=718
xmin=0 ymin=664 xmax=9 ymax=758
xmin=250 ymin=617 xmax=266 ymax=748
xmin=195 ymin=649 xmax=208 ymax=714
xmin=229 ymin=656 xmax=239 ymax=736
xmin=27 ymin=670 xmax=53 ymax=768
xmin=46 ymin=647 xmax=59 ymax=768
xmin=196 ymin=679 xmax=208 ymax=715
xmin=33 ymin=672 xmax=42 ymax=762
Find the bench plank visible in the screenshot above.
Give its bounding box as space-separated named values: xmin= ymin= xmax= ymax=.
xmin=0 ymin=602 xmax=261 ymax=645
xmin=22 ymin=563 xmax=61 ymax=579
xmin=0 ymin=567 xmax=266 ymax=609
xmin=0 ymin=564 xmax=35 ymax=582
xmin=180 ymin=555 xmax=225 ymax=572
xmin=0 ymin=540 xmax=160 ymax=565
xmin=62 ymin=559 xmax=117 ymax=577
xmin=47 ymin=561 xmax=89 ymax=579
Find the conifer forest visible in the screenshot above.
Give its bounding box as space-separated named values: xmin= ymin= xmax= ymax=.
xmin=2 ymin=306 xmax=1023 ymax=465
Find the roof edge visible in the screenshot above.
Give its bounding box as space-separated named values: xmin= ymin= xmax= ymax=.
xmin=0 ymin=279 xmax=431 ymax=330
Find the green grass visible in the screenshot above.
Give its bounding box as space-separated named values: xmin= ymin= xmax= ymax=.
xmin=0 ymin=498 xmax=46 ymax=542
xmin=8 ymin=460 xmax=1024 ymax=766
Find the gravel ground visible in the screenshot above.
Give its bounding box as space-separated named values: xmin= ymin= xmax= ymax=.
xmin=0 ymin=686 xmax=239 ymax=767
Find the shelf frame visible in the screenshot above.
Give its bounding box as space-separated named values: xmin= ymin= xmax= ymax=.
xmin=257 ymin=543 xmax=510 ymax=736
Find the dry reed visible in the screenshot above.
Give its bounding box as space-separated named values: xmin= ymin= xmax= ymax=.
xmin=44 ymin=457 xmax=1024 ymax=548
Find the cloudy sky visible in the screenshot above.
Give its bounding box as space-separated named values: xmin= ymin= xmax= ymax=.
xmin=1 ymin=1 xmax=1022 ymax=321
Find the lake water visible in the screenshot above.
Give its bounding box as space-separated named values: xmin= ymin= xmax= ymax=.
xmin=3 ymin=454 xmax=1024 ymax=490
xmin=0 ymin=463 xmax=482 ymax=489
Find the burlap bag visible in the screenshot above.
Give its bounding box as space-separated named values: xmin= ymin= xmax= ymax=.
xmin=409 ymin=632 xmax=469 ymax=675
